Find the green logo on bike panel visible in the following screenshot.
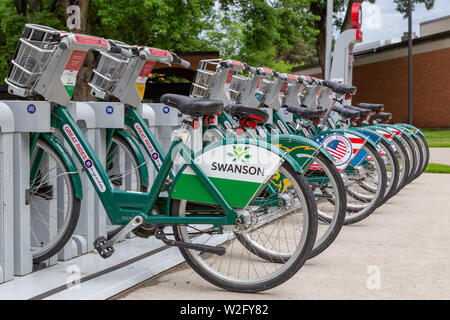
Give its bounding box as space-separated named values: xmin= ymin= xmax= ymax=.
xmin=227 ymin=145 xmax=251 ymax=163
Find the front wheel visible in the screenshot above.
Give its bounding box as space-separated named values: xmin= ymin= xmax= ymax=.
xmin=29 ymin=137 xmax=81 ymax=263
xmin=302 ymin=152 xmax=347 ymax=258
xmin=170 ymin=161 xmax=318 ymax=293
xmin=343 ymin=143 xmax=387 ymax=225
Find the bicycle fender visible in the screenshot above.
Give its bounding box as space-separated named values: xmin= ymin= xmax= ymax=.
xmin=395 ymin=123 xmax=424 ymax=137
xmin=350 ymin=127 xmax=384 ymax=145
xmin=167 ymin=137 xmax=302 ymax=211
xmin=313 ymin=129 xmax=377 ymax=170
xmin=377 ymin=124 xmax=413 ymax=138
xmin=265 ymin=133 xmax=334 ymax=165
xmin=41 ymin=133 xmax=83 ymax=201
xmin=114 ymin=129 xmax=150 ymax=189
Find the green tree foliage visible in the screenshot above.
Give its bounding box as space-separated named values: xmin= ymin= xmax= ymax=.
xmin=91 ymin=0 xmax=217 ymax=51
xmin=208 ymin=0 xmax=319 ymax=72
xmin=0 ymin=0 xmax=319 ymax=83
xmin=0 ymin=0 xmax=65 ymax=83
xmin=309 ymin=0 xmax=435 ymax=75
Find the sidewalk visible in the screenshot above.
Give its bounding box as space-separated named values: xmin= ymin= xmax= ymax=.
xmin=429 ymin=148 xmax=450 ymax=166
xmin=114 ymin=173 xmax=450 ymax=300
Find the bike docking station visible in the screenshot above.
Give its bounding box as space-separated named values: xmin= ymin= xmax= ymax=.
xmin=63 ymin=101 xmax=126 ymax=258
xmin=0 ymin=102 xmax=14 ymax=283
xmin=0 ymin=25 xmax=195 ymax=297
xmin=0 ymin=99 xmax=191 ymax=300
xmin=0 ymin=18 xmax=427 ymax=299
xmin=0 ymin=94 xmax=193 ymax=299
xmin=8 ymin=101 xmax=52 ymax=276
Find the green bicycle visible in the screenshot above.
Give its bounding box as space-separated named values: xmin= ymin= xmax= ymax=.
xmin=8 ymin=24 xmax=318 ymax=292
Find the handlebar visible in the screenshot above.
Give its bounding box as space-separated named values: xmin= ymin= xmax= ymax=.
xmin=244 ymin=63 xmax=257 ymax=75
xmin=171 ymin=53 xmax=190 ymax=68
xmin=218 ymin=59 xmax=245 ymax=71
xmin=108 ymin=40 xmax=138 ymax=58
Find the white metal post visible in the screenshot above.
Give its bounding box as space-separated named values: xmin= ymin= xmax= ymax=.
xmin=325 ymin=0 xmax=334 ymax=80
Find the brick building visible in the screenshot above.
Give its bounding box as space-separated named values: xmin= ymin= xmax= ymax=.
xmin=293 ymin=16 xmax=450 ymax=128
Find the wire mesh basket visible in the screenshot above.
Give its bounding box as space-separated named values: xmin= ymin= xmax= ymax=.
xmin=255 ymin=78 xmax=273 ymax=104
xmin=6 ymin=24 xmax=59 ymax=90
xmin=317 ymin=86 xmax=332 ymax=108
xmin=89 ymin=51 xmax=130 ymax=95
xmin=190 ymin=59 xmax=220 ymax=98
xmin=228 ymin=74 xmax=249 ymax=102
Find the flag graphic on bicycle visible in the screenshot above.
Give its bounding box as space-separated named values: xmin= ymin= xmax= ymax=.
xmin=315 ymin=133 xmax=366 ymax=170
xmin=326 ymin=139 xmax=347 ymax=160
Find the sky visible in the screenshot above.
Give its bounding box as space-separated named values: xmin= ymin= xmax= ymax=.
xmin=351 ymin=0 xmax=450 ymax=45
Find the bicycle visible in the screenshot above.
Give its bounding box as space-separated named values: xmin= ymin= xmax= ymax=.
xmin=6 ymin=24 xmax=318 ymax=292
xmin=189 ymin=59 xmax=347 ymax=258
xmin=241 ymin=70 xmax=388 ymax=225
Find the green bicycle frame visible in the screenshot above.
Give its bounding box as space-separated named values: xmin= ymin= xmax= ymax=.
xmin=32 ymin=104 xmax=241 ymax=227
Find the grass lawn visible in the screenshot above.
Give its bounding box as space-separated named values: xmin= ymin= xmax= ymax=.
xmin=425 ymin=163 xmax=450 ymax=174
xmin=421 ymin=128 xmax=450 ymax=148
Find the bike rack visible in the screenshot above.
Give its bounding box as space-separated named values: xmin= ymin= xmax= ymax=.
xmin=86 ymin=102 xmax=125 ymax=240
xmin=0 ymin=102 xmax=15 ymax=283
xmin=141 ymin=103 xmax=158 ymax=182
xmin=148 ymin=103 xmax=184 ymax=154
xmin=59 ymin=101 xmax=98 ymax=258
xmin=2 ymin=101 xmax=52 ymax=276
xmin=279 ymin=107 xmax=293 ymax=124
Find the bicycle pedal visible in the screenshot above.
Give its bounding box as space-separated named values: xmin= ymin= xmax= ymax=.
xmin=94 ymin=236 xmax=115 ymax=259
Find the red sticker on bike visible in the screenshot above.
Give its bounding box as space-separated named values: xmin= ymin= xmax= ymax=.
xmin=74 ymin=35 xmax=107 ymax=47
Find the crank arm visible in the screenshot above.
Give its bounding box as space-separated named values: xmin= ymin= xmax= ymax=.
xmin=154 ymin=227 xmax=226 ymax=256
xmin=109 ymin=216 xmax=144 ymax=246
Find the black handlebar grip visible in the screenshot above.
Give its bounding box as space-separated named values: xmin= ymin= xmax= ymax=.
xmin=119 ymin=47 xmax=133 ymax=58
xmin=171 ymin=53 xmax=190 ymax=68
xmin=243 ymin=63 xmax=257 ymax=74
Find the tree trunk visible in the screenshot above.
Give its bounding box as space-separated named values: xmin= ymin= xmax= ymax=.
xmin=29 ymin=0 xmax=37 ymax=18
xmin=310 ymin=1 xmax=327 ymax=76
xmin=341 ymin=0 xmax=363 ymax=32
xmin=61 ymin=0 xmax=95 ymax=101
xmin=14 ymin=0 xmax=27 ymax=15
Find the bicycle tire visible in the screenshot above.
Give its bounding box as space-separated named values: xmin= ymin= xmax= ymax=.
xmin=31 ymin=137 xmax=81 ymax=263
xmin=343 ymin=142 xmax=387 ymax=225
xmin=171 ymin=161 xmax=318 ymax=293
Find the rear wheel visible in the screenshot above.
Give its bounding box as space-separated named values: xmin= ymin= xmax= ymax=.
xmin=171 ymin=161 xmax=318 ymax=292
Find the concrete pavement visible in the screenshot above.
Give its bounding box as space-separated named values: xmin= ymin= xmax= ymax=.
xmin=115 ymin=173 xmax=450 ymax=300
xmin=429 ymin=148 xmax=450 ymax=166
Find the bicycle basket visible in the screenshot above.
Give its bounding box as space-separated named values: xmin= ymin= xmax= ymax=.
xmin=6 ymin=24 xmax=59 ymax=91
xmin=89 ymin=51 xmax=129 ymax=96
xmin=255 ymin=78 xmax=273 ymax=104
xmin=228 ymin=74 xmax=249 ymax=103
xmin=190 ymin=59 xmax=219 ymax=98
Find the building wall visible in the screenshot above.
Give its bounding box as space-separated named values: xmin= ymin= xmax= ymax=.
xmin=420 ymin=16 xmax=450 ymax=37
xmin=352 ymin=47 xmax=450 ymax=128
xmin=294 ymin=38 xmax=450 ymax=128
